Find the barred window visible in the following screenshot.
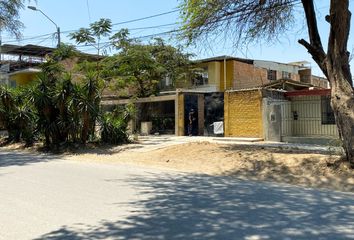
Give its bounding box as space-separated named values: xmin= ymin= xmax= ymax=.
xmin=321 ymin=96 xmax=335 ymax=124
xmin=282 ymin=71 xmax=291 ymax=79
xmin=267 ymin=70 xmax=277 ymax=81
xmin=193 ymin=67 xmax=208 ymax=86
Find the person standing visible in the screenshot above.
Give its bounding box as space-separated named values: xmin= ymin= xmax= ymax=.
xmin=188 ymin=108 xmax=196 ymax=136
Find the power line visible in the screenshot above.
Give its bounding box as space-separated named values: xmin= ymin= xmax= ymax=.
xmin=120 ymin=23 xmax=178 ymax=32
xmin=2 ymin=22 xmax=179 ymax=45
xmin=86 ymin=0 xmax=92 ymax=24
xmin=74 ymin=28 xmax=181 ymax=51
xmin=2 ymin=32 xmax=55 ymax=44
xmin=112 ymin=9 xmax=179 ymax=26
xmin=61 ymin=9 xmax=179 ymax=34
xmin=1 ymin=8 xmax=179 ymax=44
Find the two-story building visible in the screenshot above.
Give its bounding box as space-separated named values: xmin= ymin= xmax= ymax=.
xmin=102 ymin=55 xmax=332 ymax=141
xmin=0 ymin=44 xmax=55 ymax=87
xmin=184 ymin=56 xmax=328 ymax=91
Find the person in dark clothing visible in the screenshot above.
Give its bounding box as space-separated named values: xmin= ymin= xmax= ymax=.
xmin=188 ymin=108 xmax=196 ymax=136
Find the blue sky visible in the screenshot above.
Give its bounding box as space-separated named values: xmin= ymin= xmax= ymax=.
xmin=2 ymin=0 xmax=354 ymax=77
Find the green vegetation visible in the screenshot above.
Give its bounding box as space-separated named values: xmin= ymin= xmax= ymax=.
xmin=0 ymin=44 xmax=130 ymax=150
xmin=0 ymin=18 xmax=193 ymax=150
xmin=179 ymin=0 xmax=354 ymax=166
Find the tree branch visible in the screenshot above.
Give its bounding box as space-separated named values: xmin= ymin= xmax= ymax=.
xmin=301 ymin=0 xmax=325 ymax=52
xmin=298 ymin=38 xmax=328 ymax=78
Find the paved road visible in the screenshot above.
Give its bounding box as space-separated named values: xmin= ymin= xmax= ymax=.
xmin=0 ymin=149 xmax=354 ymax=240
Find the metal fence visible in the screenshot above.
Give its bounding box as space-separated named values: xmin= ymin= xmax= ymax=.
xmin=280 ymin=95 xmax=338 ymax=137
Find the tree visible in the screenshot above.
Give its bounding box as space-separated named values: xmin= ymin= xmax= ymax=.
xmin=69 ymin=18 xmax=112 ymax=56
xmin=180 ymin=0 xmax=354 ymax=166
xmin=0 ymin=0 xmax=27 ymax=38
xmin=104 ymin=29 xmax=192 ymax=98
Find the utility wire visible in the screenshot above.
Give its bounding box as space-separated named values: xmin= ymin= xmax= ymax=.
xmin=112 ymin=9 xmax=179 ymax=26
xmin=1 ymin=8 xmax=179 ymax=44
xmin=60 ymin=9 xmax=179 ymax=34
xmin=86 ymin=0 xmax=92 ymax=24
xmin=2 ymin=32 xmax=55 ymax=44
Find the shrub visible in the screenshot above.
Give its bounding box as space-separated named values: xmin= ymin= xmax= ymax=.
xmin=100 ymin=111 xmax=129 ymax=144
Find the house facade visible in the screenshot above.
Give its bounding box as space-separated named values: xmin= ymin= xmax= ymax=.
xmin=0 ymin=44 xmax=55 ymax=87
xmin=185 ymin=56 xmax=328 ymax=92
xmin=102 ymin=55 xmax=336 ymax=144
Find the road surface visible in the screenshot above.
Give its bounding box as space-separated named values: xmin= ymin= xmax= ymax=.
xmin=0 ymin=149 xmax=354 ymax=240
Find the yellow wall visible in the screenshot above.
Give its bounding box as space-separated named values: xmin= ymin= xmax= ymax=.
xmin=219 ymin=60 xmax=234 ymax=91
xmin=9 ymin=72 xmax=38 ymax=87
xmin=193 ymin=60 xmax=234 ymax=91
xmin=177 ymin=92 xmax=185 ymax=136
xmin=224 ymin=90 xmax=264 ymax=138
xmin=206 ymin=61 xmax=220 ymax=90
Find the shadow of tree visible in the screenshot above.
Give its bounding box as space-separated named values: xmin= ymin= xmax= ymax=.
xmin=0 ymin=149 xmax=57 ymax=168
xmin=36 ymin=172 xmax=354 ymax=240
xmin=219 ymin=144 xmax=336 ymax=155
xmin=214 ymin=144 xmax=354 ymax=192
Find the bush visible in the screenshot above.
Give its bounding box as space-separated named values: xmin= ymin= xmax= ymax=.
xmin=100 ymin=111 xmax=129 ymax=144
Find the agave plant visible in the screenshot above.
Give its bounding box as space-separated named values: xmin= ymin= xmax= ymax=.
xmin=0 ymin=85 xmax=36 ymax=143
xmin=79 ymin=71 xmax=102 ymax=144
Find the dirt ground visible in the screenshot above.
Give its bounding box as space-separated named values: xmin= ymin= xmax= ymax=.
xmin=60 ymin=141 xmax=354 ymax=193
xmin=1 ymin=137 xmax=353 ymax=192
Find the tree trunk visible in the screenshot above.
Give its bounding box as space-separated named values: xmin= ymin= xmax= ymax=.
xmin=326 ymin=0 xmax=354 ymax=166
xmin=300 ymin=0 xmax=354 ymax=166
xmin=81 ymin=111 xmax=90 ymax=144
xmin=328 ymin=71 xmax=354 ymax=166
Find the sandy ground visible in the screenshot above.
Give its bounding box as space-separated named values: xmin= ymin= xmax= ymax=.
xmin=56 ymin=141 xmax=354 ymax=193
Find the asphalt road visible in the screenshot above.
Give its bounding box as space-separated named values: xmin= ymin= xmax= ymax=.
xmin=0 ymin=149 xmax=354 ymax=240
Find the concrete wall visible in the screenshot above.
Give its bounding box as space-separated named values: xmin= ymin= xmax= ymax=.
xmin=253 ymin=60 xmax=301 ymax=75
xmin=224 ymin=90 xmax=263 ymax=138
xmin=262 ymin=98 xmax=289 ymax=141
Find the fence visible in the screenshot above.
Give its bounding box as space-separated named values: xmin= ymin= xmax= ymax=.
xmin=281 ymin=95 xmax=338 ymax=137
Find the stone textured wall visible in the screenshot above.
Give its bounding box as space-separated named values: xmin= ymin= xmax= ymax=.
xmin=224 ymin=90 xmax=264 ymax=138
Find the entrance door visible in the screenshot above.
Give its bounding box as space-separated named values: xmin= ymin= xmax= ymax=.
xmin=184 ymin=94 xmax=198 ymax=136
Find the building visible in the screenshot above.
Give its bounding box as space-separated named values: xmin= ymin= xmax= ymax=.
xmin=178 ymin=56 xmax=328 ymax=92
xmin=0 ymin=44 xmax=101 ymax=88
xmin=102 ymin=55 xmax=334 ymax=143
xmin=0 ymin=44 xmax=55 ymax=87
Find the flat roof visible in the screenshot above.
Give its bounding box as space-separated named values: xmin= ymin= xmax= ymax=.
xmin=8 ymin=68 xmax=41 ymax=76
xmin=285 ymin=89 xmax=331 ymax=97
xmin=1 ymin=44 xmax=103 ymax=60
xmin=262 ymin=79 xmax=314 ymax=89
xmin=194 ymin=55 xmax=253 ymax=64
xmin=1 ymin=44 xmax=55 ymax=57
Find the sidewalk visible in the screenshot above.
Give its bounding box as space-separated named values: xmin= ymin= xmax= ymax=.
xmin=132 ymin=135 xmax=343 ymax=154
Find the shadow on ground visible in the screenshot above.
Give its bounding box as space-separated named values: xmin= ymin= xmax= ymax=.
xmin=216 ymin=145 xmax=353 ymax=192
xmin=0 ymin=150 xmax=56 ymax=168
xmin=219 ymin=144 xmax=338 ymax=155
xmin=36 ymin=173 xmax=354 ymax=240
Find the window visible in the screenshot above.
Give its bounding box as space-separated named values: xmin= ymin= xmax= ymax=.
xmin=267 ymin=70 xmax=277 ymax=81
xmin=165 ymin=75 xmax=172 ymax=86
xmin=9 ymin=80 xmax=16 ymax=88
xmin=282 ymin=71 xmax=291 ymax=79
xmin=321 ymin=96 xmax=335 ymax=124
xmin=193 ymin=67 xmax=208 ymax=86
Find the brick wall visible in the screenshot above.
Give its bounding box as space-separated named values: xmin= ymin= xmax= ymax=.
xmin=224 ymin=90 xmax=264 ymax=138
xmin=232 ymin=61 xmax=268 ymax=89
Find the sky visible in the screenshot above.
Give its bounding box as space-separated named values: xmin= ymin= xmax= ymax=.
xmin=1 ymin=0 xmax=354 ymax=77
